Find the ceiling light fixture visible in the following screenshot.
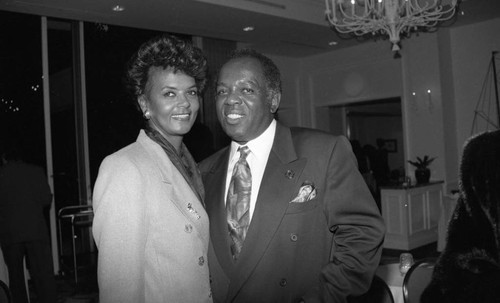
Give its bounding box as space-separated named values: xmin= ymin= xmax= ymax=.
xmin=243 ymin=26 xmax=255 ymax=32
xmin=112 ymin=5 xmax=125 ymax=12
xmin=325 ymin=0 xmax=458 ymax=52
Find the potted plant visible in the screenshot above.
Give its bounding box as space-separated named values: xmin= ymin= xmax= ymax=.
xmin=408 ymin=155 xmax=436 ymax=184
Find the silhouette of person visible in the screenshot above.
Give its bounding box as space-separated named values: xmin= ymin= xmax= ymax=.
xmin=372 ymin=138 xmax=390 ymax=187
xmin=421 ymin=130 xmax=500 ymax=302
xmin=350 ymin=140 xmax=370 ymax=174
xmin=0 ymin=142 xmax=57 ymax=303
xmin=351 ymin=140 xmax=377 ymax=197
xmin=363 ymin=143 xmax=382 ymax=209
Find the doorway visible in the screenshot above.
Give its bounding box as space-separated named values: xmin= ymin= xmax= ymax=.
xmin=326 ymin=98 xmax=405 ymax=208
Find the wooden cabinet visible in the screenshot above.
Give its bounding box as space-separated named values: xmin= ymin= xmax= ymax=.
xmin=381 ymin=182 xmax=443 ymax=250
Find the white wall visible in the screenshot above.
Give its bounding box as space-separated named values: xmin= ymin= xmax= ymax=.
xmin=299 ymin=41 xmax=402 ymax=112
xmin=268 ymin=17 xmax=500 ymax=191
xmin=399 ymin=33 xmax=446 ymax=185
xmin=296 ymin=36 xmax=444 ymax=185
xmin=448 ymin=18 xmax=500 ymax=167
xmin=267 ymin=54 xmax=303 ymax=127
xmin=437 ymin=27 xmax=459 ymax=191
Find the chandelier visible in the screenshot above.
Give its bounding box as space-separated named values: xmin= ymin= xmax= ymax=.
xmin=325 ymin=0 xmax=458 ymax=52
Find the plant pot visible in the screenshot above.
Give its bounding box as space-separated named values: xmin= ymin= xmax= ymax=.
xmin=415 ymin=168 xmax=430 ymax=184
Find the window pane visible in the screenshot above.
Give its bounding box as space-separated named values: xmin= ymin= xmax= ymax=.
xmin=84 ymin=23 xmax=165 ymax=184
xmin=0 ymin=11 xmax=45 ymax=166
xmin=47 ymin=18 xmax=80 ymax=210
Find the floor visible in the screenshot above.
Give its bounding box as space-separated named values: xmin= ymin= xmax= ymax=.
xmin=27 ymin=255 xmax=98 ymax=303
xmin=56 ymin=267 xmax=98 ymax=303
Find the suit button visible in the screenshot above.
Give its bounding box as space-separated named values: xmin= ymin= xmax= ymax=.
xmin=198 ymin=256 xmax=205 ymax=266
xmin=185 ymin=224 xmax=193 ymax=233
xmin=290 ymin=233 xmax=298 ymax=242
xmin=279 ymin=278 xmax=287 ymax=287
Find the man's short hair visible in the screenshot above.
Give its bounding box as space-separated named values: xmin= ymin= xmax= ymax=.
xmin=228 ymin=49 xmax=282 ymax=95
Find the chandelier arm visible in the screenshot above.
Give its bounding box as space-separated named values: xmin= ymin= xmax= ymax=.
xmin=324 ymin=0 xmax=458 ymax=51
xmin=410 ymin=0 xmax=434 ymax=12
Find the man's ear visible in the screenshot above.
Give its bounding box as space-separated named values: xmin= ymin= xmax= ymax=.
xmin=269 ymin=91 xmax=281 ymax=114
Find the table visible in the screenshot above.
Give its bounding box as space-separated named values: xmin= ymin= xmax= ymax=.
xmin=381 ymin=182 xmax=443 ymax=250
xmin=376 ymin=263 xmax=405 ymax=303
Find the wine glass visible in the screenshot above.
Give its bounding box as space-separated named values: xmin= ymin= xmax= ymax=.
xmin=399 ymin=252 xmax=414 ymax=275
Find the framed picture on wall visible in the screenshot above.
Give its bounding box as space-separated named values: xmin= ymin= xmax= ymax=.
xmin=384 ymin=139 xmax=397 ymax=153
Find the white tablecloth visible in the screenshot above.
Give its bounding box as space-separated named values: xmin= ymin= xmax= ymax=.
xmin=376 ymin=263 xmax=405 ymax=303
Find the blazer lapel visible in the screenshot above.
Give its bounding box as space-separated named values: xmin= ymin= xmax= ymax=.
xmin=138 ymin=131 xmax=209 ymax=244
xmin=203 ymin=148 xmax=235 ymax=274
xmin=228 ymin=123 xmax=307 ymax=299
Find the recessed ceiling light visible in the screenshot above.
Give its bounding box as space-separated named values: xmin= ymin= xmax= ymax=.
xmin=328 ymin=41 xmax=338 ymax=46
xmin=112 ymin=5 xmax=125 ymax=12
xmin=243 ymin=26 xmax=255 ymax=32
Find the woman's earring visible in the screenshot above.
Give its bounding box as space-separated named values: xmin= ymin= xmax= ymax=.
xmin=144 ymin=111 xmax=151 ymax=119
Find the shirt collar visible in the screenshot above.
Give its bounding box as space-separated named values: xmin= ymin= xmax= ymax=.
xmin=229 ymin=119 xmax=276 ymax=161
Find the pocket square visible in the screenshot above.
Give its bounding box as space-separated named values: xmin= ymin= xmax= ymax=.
xmin=290 ymin=181 xmax=317 ymax=203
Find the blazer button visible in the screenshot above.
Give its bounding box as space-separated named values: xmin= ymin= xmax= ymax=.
xmin=184 ymin=224 xmax=193 ymax=233
xmin=198 ymin=256 xmax=205 ymax=266
xmin=279 ymin=278 xmax=287 ymax=287
xmin=290 ymin=233 xmax=298 ymax=242
xmin=285 ymin=170 xmax=295 ymax=179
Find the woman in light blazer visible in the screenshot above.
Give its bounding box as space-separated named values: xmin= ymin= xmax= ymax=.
xmin=92 ymin=35 xmax=212 ymax=303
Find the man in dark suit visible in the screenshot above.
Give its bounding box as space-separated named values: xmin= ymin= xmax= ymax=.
xmin=0 ymin=143 xmax=57 ymax=303
xmin=200 ymin=49 xmax=385 ymax=303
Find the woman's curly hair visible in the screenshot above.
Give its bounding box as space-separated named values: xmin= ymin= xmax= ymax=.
xmin=126 ymin=34 xmax=207 ymax=99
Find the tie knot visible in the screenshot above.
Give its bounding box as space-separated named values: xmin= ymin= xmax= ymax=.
xmin=238 ymin=146 xmax=250 ymax=160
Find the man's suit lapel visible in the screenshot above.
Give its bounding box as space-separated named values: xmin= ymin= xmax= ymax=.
xmin=203 ymin=148 xmax=235 ymax=275
xmin=228 ymin=123 xmax=307 ymax=300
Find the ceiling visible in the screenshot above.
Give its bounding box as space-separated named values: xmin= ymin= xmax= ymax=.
xmin=1 ymin=0 xmax=499 ymax=57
